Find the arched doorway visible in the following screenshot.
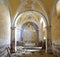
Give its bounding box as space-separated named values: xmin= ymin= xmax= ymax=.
xmin=14 ymin=11 xmax=48 ymax=52
xmin=10 ymin=0 xmax=51 ymax=53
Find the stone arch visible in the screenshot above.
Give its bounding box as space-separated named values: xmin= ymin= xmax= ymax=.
xmin=14 ymin=11 xmax=48 ymax=52
xmin=20 ymin=21 xmax=39 ymax=42
xmin=12 ymin=0 xmax=49 ymax=27
xmin=14 ymin=10 xmax=48 ymax=27
xmin=11 ymin=0 xmax=50 ymax=53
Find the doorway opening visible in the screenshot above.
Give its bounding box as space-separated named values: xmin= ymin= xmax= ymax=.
xmin=15 ymin=11 xmax=48 ymax=52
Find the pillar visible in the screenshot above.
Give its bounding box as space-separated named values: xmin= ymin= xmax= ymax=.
xmin=11 ymin=26 xmax=15 ymax=53
xmin=46 ymin=25 xmax=52 ymax=53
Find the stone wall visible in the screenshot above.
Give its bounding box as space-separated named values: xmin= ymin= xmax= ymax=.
xmin=0 ymin=3 xmax=11 ymax=46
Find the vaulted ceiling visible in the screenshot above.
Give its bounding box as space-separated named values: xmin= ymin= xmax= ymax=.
xmin=9 ymin=0 xmax=56 ymax=16
xmin=17 ymin=11 xmax=40 ymax=25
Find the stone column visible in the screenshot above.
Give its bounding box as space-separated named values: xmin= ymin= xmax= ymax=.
xmin=11 ymin=26 xmax=16 ymax=53
xmin=46 ymin=25 xmax=52 ymax=53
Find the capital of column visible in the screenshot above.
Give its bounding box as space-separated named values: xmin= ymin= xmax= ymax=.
xmin=45 ymin=25 xmax=51 ymax=29
xmin=11 ymin=27 xmax=16 ymax=30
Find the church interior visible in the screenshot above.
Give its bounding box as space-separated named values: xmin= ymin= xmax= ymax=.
xmin=0 ymin=0 xmax=60 ymax=57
